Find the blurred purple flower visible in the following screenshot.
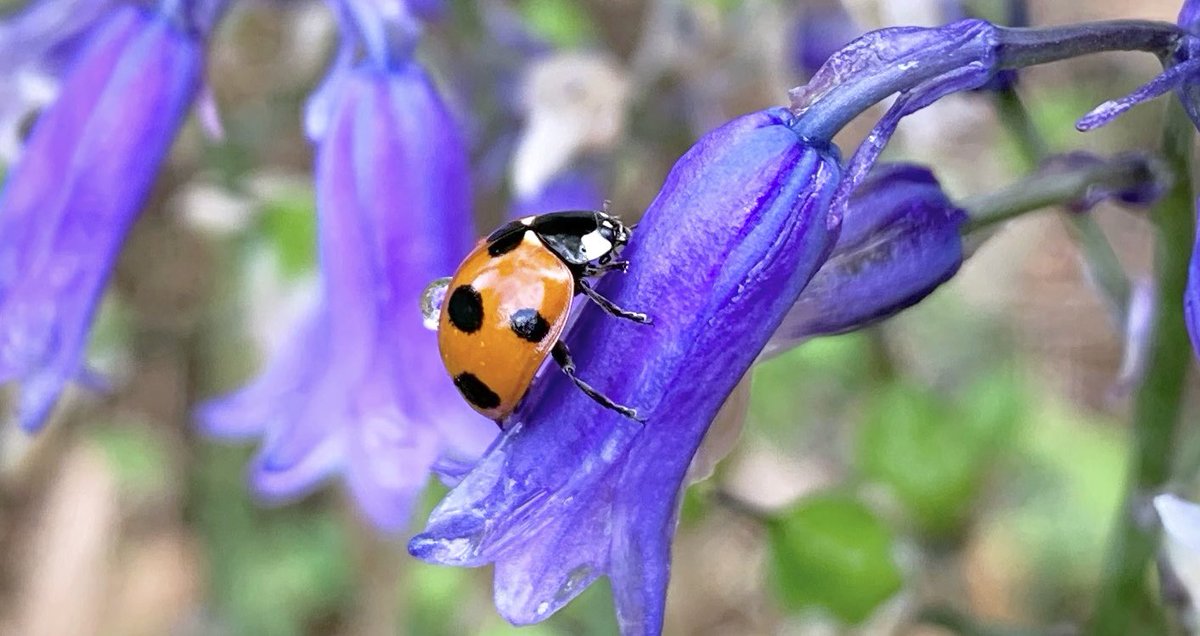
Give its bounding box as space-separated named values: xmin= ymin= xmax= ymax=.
xmin=0 ymin=0 xmax=119 ymax=159
xmin=197 ymin=4 xmax=496 ymax=532
xmin=0 ymin=2 xmax=222 ymax=432
xmin=508 ymin=167 xmax=606 ymax=219
xmin=790 ymin=1 xmax=860 ymax=79
xmin=764 ymin=163 xmax=966 ymax=358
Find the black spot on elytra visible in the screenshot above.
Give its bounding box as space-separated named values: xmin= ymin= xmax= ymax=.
xmin=447 ymin=285 xmax=484 ymax=333
xmin=454 ymin=372 xmax=501 ymax=409
xmin=510 ymin=308 xmax=551 ymax=343
xmin=487 ymin=227 xmax=526 ymax=257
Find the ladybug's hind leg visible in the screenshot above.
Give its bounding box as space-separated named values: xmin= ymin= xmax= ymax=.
xmin=552 ymin=341 xmax=646 ymax=423
xmin=578 ymin=279 xmax=651 ymax=324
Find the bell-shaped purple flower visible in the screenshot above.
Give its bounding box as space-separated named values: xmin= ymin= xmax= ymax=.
xmin=764 ymin=163 xmax=966 ymax=357
xmin=0 ymin=2 xmax=221 ymax=432
xmin=410 ymin=107 xmax=841 ymax=633
xmin=197 ymin=40 xmax=497 ymax=530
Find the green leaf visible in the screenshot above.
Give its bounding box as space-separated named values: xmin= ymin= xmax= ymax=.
xmin=90 ymin=425 xmax=171 ymax=496
xmin=259 ymin=190 xmax=317 ymax=279
xmin=193 ymin=443 xmax=353 ymax=636
xmin=856 ymin=374 xmax=1019 ymax=537
xmin=517 ymin=0 xmax=596 ymax=48
xmin=750 ymin=333 xmax=871 ymax=441
xmin=767 ymin=493 xmax=903 ymax=624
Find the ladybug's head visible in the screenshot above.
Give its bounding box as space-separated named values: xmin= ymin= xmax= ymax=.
xmin=594 ymin=212 xmax=631 ymax=265
xmin=530 ymin=210 xmax=632 ymax=266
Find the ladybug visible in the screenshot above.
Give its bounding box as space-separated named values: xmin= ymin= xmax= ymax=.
xmin=434 ymin=209 xmax=650 ymax=425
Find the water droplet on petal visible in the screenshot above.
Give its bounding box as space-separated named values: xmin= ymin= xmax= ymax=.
xmin=420 ymin=277 xmax=450 ymax=330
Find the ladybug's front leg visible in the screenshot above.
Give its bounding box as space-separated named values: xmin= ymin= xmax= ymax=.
xmin=577 ymin=280 xmax=651 ymax=324
xmin=583 ymin=260 xmax=630 ymax=276
xmin=551 ymin=341 xmax=646 ymax=423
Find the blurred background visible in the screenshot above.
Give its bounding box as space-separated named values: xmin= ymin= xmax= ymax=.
xmin=0 ymin=0 xmax=1196 ymax=634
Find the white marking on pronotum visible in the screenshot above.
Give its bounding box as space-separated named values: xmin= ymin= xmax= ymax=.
xmin=579 ymin=229 xmax=613 ymax=259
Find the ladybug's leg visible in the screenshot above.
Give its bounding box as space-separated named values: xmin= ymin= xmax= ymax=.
xmin=552 ymin=342 xmax=646 ymax=423
xmin=583 ymin=260 xmax=629 ymax=276
xmin=578 ymin=280 xmax=651 ymax=324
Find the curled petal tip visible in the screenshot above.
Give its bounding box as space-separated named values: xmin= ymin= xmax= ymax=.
xmin=250 ymin=440 xmax=341 ymax=500
xmin=407 ymin=527 xmax=487 ymax=564
xmin=1076 ymin=100 xmax=1124 ymax=131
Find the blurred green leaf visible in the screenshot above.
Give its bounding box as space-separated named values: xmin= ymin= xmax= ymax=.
xmin=1003 ymin=401 xmax=1126 ymax=616
xmin=679 ymin=485 xmax=708 ymax=526
xmin=194 ymin=444 xmax=353 ymax=636
xmin=517 ymin=0 xmax=596 ymax=48
xmin=259 ymin=190 xmax=317 ymax=279
xmin=686 ymin=0 xmax=743 ymax=14
xmin=767 ymin=493 xmax=902 ymax=624
xmin=91 ymin=425 xmax=171 ymax=496
xmin=750 ymin=333 xmax=871 ymax=442
xmin=407 ymin=560 xmax=472 ymax=635
xmin=856 ymin=373 xmax=1020 ymax=537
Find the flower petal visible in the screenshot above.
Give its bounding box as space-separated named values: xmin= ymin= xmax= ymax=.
xmin=765 ymin=164 xmax=965 ymax=356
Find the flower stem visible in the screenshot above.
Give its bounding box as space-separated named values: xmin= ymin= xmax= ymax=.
xmin=959 ymin=155 xmax=1156 ymax=234
xmin=959 ymin=152 xmax=1162 ymax=315
xmin=1088 ymin=103 xmax=1195 ymax=636
xmin=791 ymin=20 xmax=1181 ymax=141
xmin=995 ymin=21 xmax=1180 ymax=69
xmin=917 ymin=605 xmax=1050 ymax=636
xmin=987 ymin=87 xmax=1135 ymax=326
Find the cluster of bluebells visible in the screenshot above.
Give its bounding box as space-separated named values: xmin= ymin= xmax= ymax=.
xmin=7 ymin=0 xmax=1200 ymax=634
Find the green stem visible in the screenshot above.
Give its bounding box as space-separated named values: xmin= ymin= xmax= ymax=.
xmin=917 ymin=606 xmax=1056 ymax=636
xmin=990 ymin=88 xmax=1134 ymax=326
xmin=960 ymin=154 xmax=1160 ymax=234
xmin=1088 ymin=103 xmax=1195 ymax=636
xmin=993 ymin=88 xmax=1048 ymax=165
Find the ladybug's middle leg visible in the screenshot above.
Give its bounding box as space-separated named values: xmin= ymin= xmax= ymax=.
xmin=577 ymin=280 xmax=651 ymax=324
xmin=551 ymin=341 xmax=646 ymax=423
xmin=583 ymin=260 xmax=629 ymax=276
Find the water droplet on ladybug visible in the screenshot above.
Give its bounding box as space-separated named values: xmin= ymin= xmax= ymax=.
xmin=420 ymin=277 xmax=451 ymax=330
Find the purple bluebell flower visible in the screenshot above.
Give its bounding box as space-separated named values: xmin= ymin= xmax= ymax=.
xmin=412 ymin=15 xmax=1185 ymax=634
xmin=197 ymin=3 xmax=497 ymax=532
xmin=411 ymin=106 xmax=841 ymax=633
xmin=763 ymin=163 xmax=965 ymax=358
xmin=0 ymin=1 xmax=225 ymax=432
